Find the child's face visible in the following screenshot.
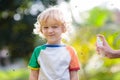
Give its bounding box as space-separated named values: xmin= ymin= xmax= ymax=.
xmin=42 ymin=25 xmax=64 ymax=44
xmin=41 ymin=19 xmax=65 ymax=44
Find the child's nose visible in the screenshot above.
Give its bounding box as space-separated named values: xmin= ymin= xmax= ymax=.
xmin=48 ymin=27 xmax=53 ymax=32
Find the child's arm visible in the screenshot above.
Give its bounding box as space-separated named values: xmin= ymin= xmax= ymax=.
xmin=70 ymin=71 xmax=79 ymax=80
xmin=29 ymin=69 xmax=39 ymax=80
xmin=67 ymin=46 xmax=80 ymax=80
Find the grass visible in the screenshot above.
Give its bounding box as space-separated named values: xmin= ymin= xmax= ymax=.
xmin=0 ymin=68 xmax=29 ymax=80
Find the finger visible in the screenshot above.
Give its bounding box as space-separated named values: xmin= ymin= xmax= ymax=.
xmin=97 ymin=34 xmax=108 ymax=46
xmin=96 ymin=47 xmax=101 ymax=55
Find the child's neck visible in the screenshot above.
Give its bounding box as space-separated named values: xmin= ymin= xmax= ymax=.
xmin=46 ymin=41 xmax=63 ymax=45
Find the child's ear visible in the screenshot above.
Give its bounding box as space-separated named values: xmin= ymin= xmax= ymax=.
xmin=40 ymin=28 xmax=43 ymax=33
xmin=62 ymin=27 xmax=66 ymax=33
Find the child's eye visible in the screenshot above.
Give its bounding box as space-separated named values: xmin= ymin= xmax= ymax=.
xmin=52 ymin=26 xmax=58 ymax=28
xmin=43 ymin=27 xmax=48 ymax=29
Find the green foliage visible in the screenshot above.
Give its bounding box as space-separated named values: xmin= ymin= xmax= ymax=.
xmin=41 ymin=0 xmax=70 ymax=7
xmin=0 ymin=0 xmax=36 ymax=59
xmin=41 ymin=0 xmax=57 ymax=7
xmin=85 ymin=7 xmax=111 ymax=27
xmin=0 ymin=69 xmax=29 ymax=80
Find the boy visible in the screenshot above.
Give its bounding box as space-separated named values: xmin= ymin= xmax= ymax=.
xmin=28 ymin=6 xmax=80 ymax=80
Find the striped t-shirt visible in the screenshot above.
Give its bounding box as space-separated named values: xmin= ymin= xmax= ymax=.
xmin=28 ymin=44 xmax=80 ymax=80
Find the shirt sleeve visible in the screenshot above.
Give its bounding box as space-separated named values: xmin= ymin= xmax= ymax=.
xmin=28 ymin=47 xmax=40 ymax=70
xmin=67 ymin=46 xmax=80 ymax=71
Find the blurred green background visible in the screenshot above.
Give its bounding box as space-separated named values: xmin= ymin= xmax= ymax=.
xmin=0 ymin=0 xmax=120 ymax=80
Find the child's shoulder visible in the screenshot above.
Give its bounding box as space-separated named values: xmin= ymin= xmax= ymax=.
xmin=35 ymin=44 xmax=45 ymax=48
xmin=66 ymin=45 xmax=74 ymax=49
xmin=34 ymin=44 xmax=46 ymax=51
xmin=66 ymin=45 xmax=76 ymax=54
xmin=32 ymin=45 xmax=46 ymax=56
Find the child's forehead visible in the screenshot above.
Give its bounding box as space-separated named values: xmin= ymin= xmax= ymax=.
xmin=43 ymin=18 xmax=63 ymax=27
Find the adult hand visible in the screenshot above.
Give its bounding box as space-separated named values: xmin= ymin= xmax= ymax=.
xmin=96 ymin=34 xmax=114 ymax=58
